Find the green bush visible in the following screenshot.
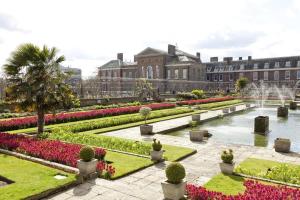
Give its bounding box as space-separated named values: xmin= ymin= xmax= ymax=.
xmin=165 ymin=162 xmax=186 ymax=184
xmin=139 ymin=107 xmax=152 ymax=124
xmin=176 ymin=92 xmax=197 ymax=100
xmin=152 ymin=139 xmax=162 ymax=151
xmin=221 ymin=149 xmax=234 ymax=164
xmin=191 ymin=89 xmax=205 ymax=99
xmin=79 ymin=146 xmax=95 ymax=162
xmin=197 ymin=100 xmax=242 ymax=110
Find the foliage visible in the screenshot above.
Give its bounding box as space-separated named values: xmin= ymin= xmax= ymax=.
xmin=176 ymin=92 xmax=198 ymax=100
xmin=191 ymin=89 xmax=205 ymax=99
xmin=189 ymin=120 xmax=198 ymax=128
xmin=139 ymin=106 xmax=152 ymax=124
xmin=79 ymin=146 xmax=95 ymax=162
xmin=95 ymin=148 xmax=106 ymax=160
xmin=3 ymin=43 xmax=78 ymax=134
xmin=197 ymin=100 xmax=242 ymax=110
xmin=96 ymin=161 xmax=116 ymax=180
xmin=152 ymin=138 xmax=162 ymax=151
xmin=221 ymin=149 xmax=234 ymax=164
xmin=165 ymin=162 xmax=186 ymax=184
xmin=0 ymin=103 xmax=175 ymax=131
xmin=69 ymin=101 xmax=142 ymax=112
xmin=134 ymin=79 xmax=160 ymax=101
xmin=187 ymin=180 xmax=300 ymax=200
xmin=235 ymin=77 xmax=249 ymax=94
xmin=177 ymin=96 xmax=235 ymax=106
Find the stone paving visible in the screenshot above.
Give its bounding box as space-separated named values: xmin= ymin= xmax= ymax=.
xmin=47 ymin=105 xmax=300 ymax=200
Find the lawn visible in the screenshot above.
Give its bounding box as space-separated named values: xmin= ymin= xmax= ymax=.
xmin=0 ymin=154 xmax=76 ymax=200
xmin=197 ymin=99 xmax=243 ymax=110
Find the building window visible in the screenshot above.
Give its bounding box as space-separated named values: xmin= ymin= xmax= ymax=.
xmin=285 ymin=61 xmax=291 ymax=67
xmin=297 ymin=71 xmax=300 ymax=79
xmin=264 ymin=63 xmax=269 ymax=69
xmin=264 ymin=71 xmax=268 ymax=80
xmin=183 ymin=69 xmax=187 ymax=79
xmin=214 ymin=74 xmax=218 ymax=81
xmin=113 ymin=71 xmax=117 ymax=77
xmin=146 ymin=66 xmax=153 ymax=79
xmin=274 ymin=71 xmax=279 ymax=81
xmin=123 ymin=72 xmax=126 ymax=77
xmin=297 ymin=61 xmax=300 ymax=67
xmin=253 ymin=72 xmax=258 ymax=81
xmin=141 ymin=66 xmax=145 ymax=77
xmin=219 ymin=66 xmax=224 ymax=72
xmin=229 ymin=73 xmax=233 ymax=81
xmin=207 ymin=67 xmax=211 ymax=72
xmin=129 ymin=72 xmax=133 ymax=78
xmin=206 ymin=74 xmax=210 ymax=81
xmin=240 ymin=64 xmax=244 ymax=70
xmin=228 ymin=65 xmax=233 ymax=71
xmin=214 ymin=66 xmax=219 ymax=72
xmin=167 ymin=70 xmax=171 ymax=79
xmin=219 ymin=74 xmax=223 ymax=81
xmin=107 ymin=71 xmax=111 ymax=77
xmin=156 ymin=65 xmax=159 ymax=79
xmin=174 ymin=69 xmax=179 ymax=79
xmin=285 ymin=71 xmax=290 ymax=79
xmin=254 ymin=63 xmax=258 ymax=69
xmin=275 ymin=62 xmax=280 ymax=68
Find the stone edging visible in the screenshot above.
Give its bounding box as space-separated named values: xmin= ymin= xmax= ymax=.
xmin=0 ymin=149 xmax=79 ymax=174
xmin=234 ymin=172 xmax=300 ymax=188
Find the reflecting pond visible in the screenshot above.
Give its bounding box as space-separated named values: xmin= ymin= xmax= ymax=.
xmin=169 ymin=107 xmax=300 ymax=152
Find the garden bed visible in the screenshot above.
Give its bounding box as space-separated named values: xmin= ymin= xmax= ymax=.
xmin=177 ymin=96 xmax=234 ymax=106
xmin=197 ymin=100 xmax=243 ymax=110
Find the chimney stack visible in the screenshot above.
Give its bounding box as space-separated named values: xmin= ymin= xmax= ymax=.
xmin=210 ymin=57 xmax=218 ymax=62
xmin=248 ymin=56 xmax=252 ymax=61
xmin=223 ymin=57 xmax=233 ymax=64
xmin=168 ymin=44 xmax=176 ymax=55
xmin=239 ymin=57 xmax=243 ymax=61
xmin=196 ymin=52 xmax=201 ymax=62
xmin=117 ymin=53 xmax=123 ymax=61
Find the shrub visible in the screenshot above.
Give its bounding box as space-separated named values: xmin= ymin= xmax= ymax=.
xmin=139 ymin=107 xmax=152 ymax=124
xmin=221 ymin=149 xmax=234 ymax=164
xmin=152 ymin=138 xmax=162 ymax=151
xmin=165 ymin=162 xmax=186 ymax=184
xmin=191 ymin=89 xmax=205 ymax=99
xmin=189 ymin=120 xmax=198 ymax=128
xmin=79 ymin=146 xmax=95 ymax=162
xmin=177 ymin=92 xmax=197 ymax=100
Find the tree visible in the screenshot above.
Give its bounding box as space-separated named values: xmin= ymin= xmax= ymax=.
xmin=3 ymin=43 xmax=78 ymax=135
xmin=235 ymin=77 xmax=249 ymax=96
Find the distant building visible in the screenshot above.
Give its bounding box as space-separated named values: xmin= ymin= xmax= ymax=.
xmin=98 ymin=44 xmax=207 ymax=96
xmin=60 ymin=66 xmax=82 ymax=97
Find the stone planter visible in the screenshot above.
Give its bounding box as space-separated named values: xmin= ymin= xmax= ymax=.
xmin=277 ymin=106 xmax=288 ymax=117
xmin=290 ymin=101 xmax=297 ymax=110
xmin=230 ymin=106 xmax=236 ymax=112
xmin=223 ymin=108 xmax=229 ymax=114
xmin=140 ymin=124 xmax=153 ymax=135
xmin=77 ymin=159 xmax=98 ymax=176
xmin=161 ymin=180 xmax=186 ymax=200
xmin=254 ymin=116 xmax=269 ymax=134
xmin=191 ymin=114 xmax=201 ymax=122
xmin=150 ymin=150 xmax=163 ymax=161
xmin=274 ymin=138 xmax=291 ymax=153
xmin=189 ymin=130 xmax=204 ymax=141
xmin=246 ymin=103 xmax=251 ymax=108
xmin=219 ymin=162 xmax=235 ymax=174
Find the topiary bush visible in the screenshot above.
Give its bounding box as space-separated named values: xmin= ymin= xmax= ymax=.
xmin=165 ymin=162 xmax=186 ymax=184
xmin=139 ymin=107 xmax=152 ymax=124
xmin=80 ymin=146 xmax=95 ymax=162
xmin=192 ymin=89 xmax=205 ymax=99
xmin=221 ymin=149 xmax=234 ymax=164
xmin=152 ymin=138 xmax=162 ymax=151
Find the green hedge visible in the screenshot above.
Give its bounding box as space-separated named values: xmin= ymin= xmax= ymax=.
xmin=197 ymin=100 xmax=243 ymax=110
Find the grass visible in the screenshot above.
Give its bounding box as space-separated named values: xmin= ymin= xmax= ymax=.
xmin=0 ymin=154 xmax=76 ymax=200
xmin=197 ymin=100 xmax=243 ymax=110
xmin=163 ymin=144 xmax=196 ymax=161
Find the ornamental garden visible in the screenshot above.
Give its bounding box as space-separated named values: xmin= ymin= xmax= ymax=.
xmin=1 ymin=44 xmax=300 ymax=200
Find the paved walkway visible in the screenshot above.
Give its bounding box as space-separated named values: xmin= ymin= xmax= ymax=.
xmin=47 ymin=105 xmax=300 ymax=200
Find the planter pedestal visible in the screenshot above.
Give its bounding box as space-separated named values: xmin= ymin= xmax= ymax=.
xmin=290 ymin=101 xmax=297 ymax=110
xmin=189 ymin=130 xmax=204 ymax=141
xmin=77 ymin=159 xmax=98 ymax=177
xmin=191 ymin=114 xmax=201 ymax=122
xmin=150 ymin=150 xmax=163 ymax=161
xmin=277 ymin=106 xmax=288 ymax=117
xmin=274 ymin=138 xmax=291 ymax=153
xmin=219 ymin=162 xmax=235 ymax=174
xmin=254 ymin=116 xmax=269 ymax=134
xmin=140 ymin=125 xmax=153 ymax=135
xmin=161 ymin=180 xmax=186 ymax=200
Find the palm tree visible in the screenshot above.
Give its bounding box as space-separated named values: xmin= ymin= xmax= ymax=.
xmin=3 ymin=43 xmax=78 ymax=135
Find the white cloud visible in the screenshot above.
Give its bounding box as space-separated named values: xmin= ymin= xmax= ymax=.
xmin=0 ymin=0 xmax=299 ymax=78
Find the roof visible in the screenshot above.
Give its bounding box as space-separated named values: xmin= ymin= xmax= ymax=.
xmin=135 ymin=47 xmax=168 ymax=57
xmin=99 ymin=60 xmax=137 ymax=69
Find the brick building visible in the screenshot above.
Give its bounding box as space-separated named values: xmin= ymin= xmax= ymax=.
xmin=98 ymin=44 xmax=207 ymax=96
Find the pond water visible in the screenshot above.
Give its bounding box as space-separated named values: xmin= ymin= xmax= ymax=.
xmin=169 ymin=107 xmax=300 ymax=152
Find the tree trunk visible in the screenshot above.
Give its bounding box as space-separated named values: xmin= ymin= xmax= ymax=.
xmin=37 ymin=109 xmax=45 ymax=135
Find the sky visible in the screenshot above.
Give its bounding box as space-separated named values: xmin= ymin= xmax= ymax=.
xmin=1 ymin=0 xmax=300 ymax=78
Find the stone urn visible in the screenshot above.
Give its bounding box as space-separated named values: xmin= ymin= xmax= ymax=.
xmin=274 ymin=138 xmax=291 ymax=153
xmin=230 ymin=106 xmax=236 ymax=112
xmin=219 ymin=162 xmax=235 ymax=174
xmin=277 ymin=106 xmax=288 ymax=117
xmin=189 ymin=130 xmax=204 ymax=142
xmin=223 ymin=108 xmax=229 ymax=114
xmin=290 ymin=101 xmax=297 ymax=110
xmin=150 ymin=150 xmax=163 ymax=161
xmin=77 ymin=159 xmax=98 ymax=176
xmin=191 ymin=114 xmax=201 ymax=122
xmin=140 ymin=124 xmax=153 ymax=135
xmin=161 ymin=180 xmax=187 ymax=200
xmin=254 ymin=116 xmax=269 ymax=134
